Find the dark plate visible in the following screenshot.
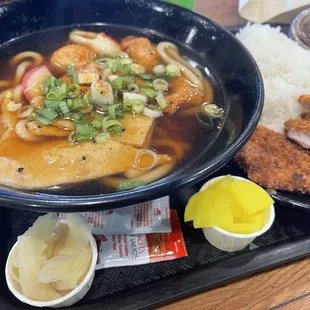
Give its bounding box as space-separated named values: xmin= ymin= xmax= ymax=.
xmin=0 ymin=179 xmax=310 ymax=310
xmin=228 ymin=24 xmax=310 ymax=211
xmin=0 ymin=0 xmax=263 ymax=212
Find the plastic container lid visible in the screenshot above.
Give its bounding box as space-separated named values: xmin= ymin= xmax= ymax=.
xmin=289 ymin=8 xmax=310 ymax=49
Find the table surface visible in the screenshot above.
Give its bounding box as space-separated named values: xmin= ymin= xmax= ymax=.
xmin=164 ymin=0 xmax=310 ymax=309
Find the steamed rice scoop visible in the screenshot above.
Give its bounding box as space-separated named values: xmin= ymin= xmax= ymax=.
xmin=7 ymin=214 xmax=93 ymax=302
xmin=236 ymin=23 xmax=310 ymax=134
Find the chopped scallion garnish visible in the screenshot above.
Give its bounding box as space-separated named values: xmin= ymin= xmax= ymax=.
xmin=155 ymin=91 xmax=168 ymax=109
xmin=36 ymin=108 xmax=59 ymax=121
xmin=166 ymin=64 xmax=181 ymax=77
xmin=66 ymin=65 xmax=78 ymax=84
xmin=118 ymin=179 xmax=145 ymax=191
xmin=139 ymin=87 xmax=157 ymax=99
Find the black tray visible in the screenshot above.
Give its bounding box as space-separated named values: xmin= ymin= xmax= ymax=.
xmin=1 ymin=166 xmax=310 ymax=310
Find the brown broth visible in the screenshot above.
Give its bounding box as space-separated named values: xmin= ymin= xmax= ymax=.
xmin=0 ymin=25 xmax=223 ymax=195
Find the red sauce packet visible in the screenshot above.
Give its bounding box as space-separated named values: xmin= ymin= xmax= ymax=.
xmin=94 ymin=210 xmax=187 ymax=269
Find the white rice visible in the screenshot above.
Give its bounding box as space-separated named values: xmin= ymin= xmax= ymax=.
xmin=236 ymin=23 xmax=310 ymax=133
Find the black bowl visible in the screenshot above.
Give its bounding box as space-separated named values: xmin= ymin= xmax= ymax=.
xmin=0 ymin=0 xmax=263 ymax=212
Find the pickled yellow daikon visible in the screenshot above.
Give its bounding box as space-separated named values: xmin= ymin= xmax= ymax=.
xmin=184 ymin=175 xmax=274 ymax=234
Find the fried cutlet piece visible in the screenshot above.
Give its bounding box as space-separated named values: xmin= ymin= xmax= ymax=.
xmin=285 ymin=119 xmax=310 ymax=149
xmin=235 ymin=125 xmax=310 ymax=193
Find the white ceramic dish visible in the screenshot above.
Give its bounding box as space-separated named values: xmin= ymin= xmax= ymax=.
xmin=5 ymin=223 xmax=98 ymax=308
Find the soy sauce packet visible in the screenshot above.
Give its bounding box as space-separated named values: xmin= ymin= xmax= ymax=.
xmin=94 ymin=210 xmax=187 ymax=269
xmin=58 ymin=196 xmax=171 ymax=235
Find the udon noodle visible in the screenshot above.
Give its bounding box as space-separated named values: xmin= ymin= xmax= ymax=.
xmin=0 ymin=29 xmax=222 ymax=193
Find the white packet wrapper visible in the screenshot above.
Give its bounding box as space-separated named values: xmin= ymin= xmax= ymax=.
xmin=59 ymin=196 xmax=171 ymax=235
xmin=239 ymin=0 xmax=310 ymax=24
xmin=93 ymin=210 xmax=187 ymax=269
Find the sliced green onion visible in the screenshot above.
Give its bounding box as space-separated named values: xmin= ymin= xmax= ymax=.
xmin=102 ymin=119 xmax=124 ymax=136
xmin=124 ymin=99 xmax=145 ymax=109
xmin=66 ymin=65 xmax=78 ymax=84
xmin=118 ymin=63 xmax=132 ymax=75
xmin=123 ymin=92 xmax=148 ymax=104
xmin=153 ymin=79 xmax=168 ymax=91
xmin=94 ymin=132 xmax=111 ymax=143
xmin=108 ymin=75 xmax=119 ymax=82
xmin=44 ymin=99 xmax=61 ymax=112
xmin=108 ymin=59 xmax=132 ymax=75
xmin=110 ymin=77 xmax=124 ymax=90
xmin=76 ymin=123 xmax=97 ymax=137
xmin=82 ymin=103 xmax=93 ymax=114
xmin=67 ymin=98 xmax=85 ymax=111
xmin=83 ymin=93 xmax=90 ymax=104
xmin=102 ymin=67 xmax=113 ymax=78
xmin=110 ymin=76 xmax=135 ymax=91
xmin=201 ymin=104 xmax=223 ymax=118
xmin=155 ymin=91 xmax=168 ymax=109
xmin=132 ymin=104 xmax=144 ymax=115
xmin=166 ymin=64 xmax=181 ymax=77
xmin=144 ymin=81 xmax=153 ymax=87
xmin=68 ymin=112 xmax=87 ymax=122
xmin=46 ymin=91 xmax=65 ymax=100
xmin=117 ymin=179 xmax=145 ymax=191
xmin=36 ymin=108 xmax=59 ymax=121
xmin=143 ymin=105 xmax=163 ymax=118
xmin=91 ymin=119 xmax=102 ymax=129
xmin=120 ymin=58 xmax=133 ymax=65
xmin=58 ymin=101 xmax=70 ymax=115
xmin=102 ymin=119 xmax=122 ymax=131
xmin=153 ymin=64 xmax=166 ymax=75
xmin=131 ymin=64 xmax=146 ymax=75
xmin=43 ymin=77 xmax=57 ymax=95
xmin=95 ymin=104 xmax=110 ymax=112
xmin=91 ymin=110 xmax=105 ymax=121
xmin=139 ymin=87 xmax=157 ymax=99
xmin=127 ymin=83 xmax=139 ymax=92
xmin=138 ymin=74 xmax=153 ymax=80
xmin=107 ymin=59 xmax=118 ymax=70
xmin=108 ymin=104 xmax=123 ymax=120
xmin=28 ymin=112 xmax=51 ymax=125
xmin=55 ymin=79 xmax=62 ymax=88
xmin=67 ymin=84 xmax=80 ymax=98
xmin=123 ymin=76 xmax=135 ymax=86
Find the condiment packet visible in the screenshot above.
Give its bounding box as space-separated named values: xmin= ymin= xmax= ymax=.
xmin=94 ymin=210 xmax=187 ymax=269
xmin=238 ymin=0 xmax=310 ymax=24
xmin=59 ymin=196 xmax=171 ymax=235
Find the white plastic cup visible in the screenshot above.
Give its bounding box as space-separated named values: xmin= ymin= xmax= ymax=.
xmin=200 ymin=176 xmax=275 ymax=252
xmin=5 ymin=226 xmax=98 ymax=308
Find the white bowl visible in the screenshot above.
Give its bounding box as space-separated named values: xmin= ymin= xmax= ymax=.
xmin=5 ymin=228 xmax=98 ymax=308
xmin=200 ymin=175 xmax=275 ymax=252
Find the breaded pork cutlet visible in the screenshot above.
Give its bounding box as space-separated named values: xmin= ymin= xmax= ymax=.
xmin=285 ymin=118 xmax=310 ymax=149
xmin=235 ymin=125 xmax=310 ymax=193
